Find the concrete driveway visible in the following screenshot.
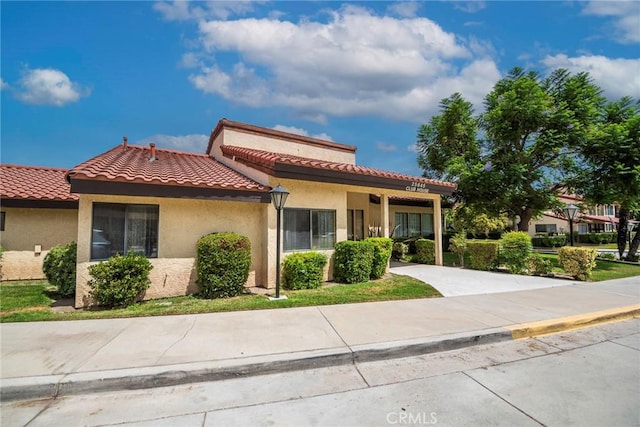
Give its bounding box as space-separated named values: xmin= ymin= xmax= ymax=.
xmin=389 ymin=263 xmax=573 ymax=297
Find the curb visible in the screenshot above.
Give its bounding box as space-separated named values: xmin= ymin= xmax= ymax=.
xmin=2 ymin=306 xmax=638 ymax=402
xmin=508 ymin=304 xmax=640 ymax=339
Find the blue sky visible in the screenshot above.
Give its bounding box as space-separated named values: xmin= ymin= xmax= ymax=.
xmin=1 ymin=1 xmax=639 ymax=177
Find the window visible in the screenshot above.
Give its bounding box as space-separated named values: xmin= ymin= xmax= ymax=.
xmin=91 ymin=203 xmax=158 ymax=260
xmin=0 ymin=212 xmax=4 ymax=231
xmin=284 ymin=209 xmax=335 ymax=251
xmin=347 ymin=209 xmax=364 ymax=241
xmin=535 ymin=224 xmax=557 ymax=234
xmin=394 ymin=212 xmax=434 ymax=238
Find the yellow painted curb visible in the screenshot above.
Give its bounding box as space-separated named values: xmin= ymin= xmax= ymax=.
xmin=508 ymin=304 xmax=640 ymax=340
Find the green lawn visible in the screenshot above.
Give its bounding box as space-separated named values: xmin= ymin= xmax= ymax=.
xmin=0 ymin=275 xmax=441 ymax=323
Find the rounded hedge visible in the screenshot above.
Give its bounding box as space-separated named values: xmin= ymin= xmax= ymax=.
xmin=196 ymin=232 xmax=251 ymax=298
xmin=333 ymin=240 xmax=375 ymax=284
xmin=88 ymin=251 xmax=152 ymax=308
xmin=282 ymin=252 xmax=328 ymax=290
xmin=366 ymin=237 xmax=393 ymax=279
xmin=42 ymin=241 xmax=77 ymax=297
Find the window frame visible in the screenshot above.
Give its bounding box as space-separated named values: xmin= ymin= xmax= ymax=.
xmin=394 ymin=212 xmax=434 ymax=238
xmin=347 ymin=209 xmax=364 ymax=241
xmin=90 ymin=202 xmax=159 ymax=261
xmin=283 ymin=208 xmax=336 ymax=252
xmin=0 ymin=212 xmax=5 ymax=232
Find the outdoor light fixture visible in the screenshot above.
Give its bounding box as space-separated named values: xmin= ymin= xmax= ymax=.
xmin=269 ymin=184 xmax=289 ymax=300
xmin=563 ymin=204 xmax=579 ymax=246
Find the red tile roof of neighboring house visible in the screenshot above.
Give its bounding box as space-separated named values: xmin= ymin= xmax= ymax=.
xmin=221 ymin=145 xmax=456 ymax=191
xmin=67 ymin=144 xmax=268 ymax=192
xmin=1 ymin=164 xmax=78 ymax=202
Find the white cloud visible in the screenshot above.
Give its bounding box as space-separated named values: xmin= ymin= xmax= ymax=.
xmin=154 ymin=1 xmax=261 ymax=21
xmin=542 ymin=54 xmax=640 ymax=99
xmin=137 ymin=134 xmax=210 ymax=152
xmin=387 ymin=2 xmax=421 ymax=18
xmin=452 ymin=1 xmax=487 ymax=14
xmin=582 ymin=1 xmax=640 ymax=44
xmin=0 ymin=77 xmax=8 ymax=90
xmin=272 ymin=125 xmax=333 ymax=141
xmin=376 ymin=142 xmax=398 ymax=152
xmin=407 ymin=144 xmax=420 ymax=153
xmin=16 ymin=68 xmax=89 ymax=106
xmin=185 ymin=6 xmax=500 ymax=123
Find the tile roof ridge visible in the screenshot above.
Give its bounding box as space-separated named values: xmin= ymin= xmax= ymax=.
xmin=125 ymin=144 xmax=210 ymax=157
xmin=1 ymin=163 xmax=70 ymax=172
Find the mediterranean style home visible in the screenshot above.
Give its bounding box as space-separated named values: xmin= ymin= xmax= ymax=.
xmin=527 ymin=193 xmax=620 ymax=236
xmin=1 ymin=119 xmax=456 ymax=307
xmin=0 ymin=165 xmax=79 ymax=280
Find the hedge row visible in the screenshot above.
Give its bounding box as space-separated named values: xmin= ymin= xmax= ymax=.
xmin=334 ymin=237 xmax=393 ymax=283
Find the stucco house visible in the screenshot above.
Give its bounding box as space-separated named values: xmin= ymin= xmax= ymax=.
xmin=0 ymin=165 xmax=79 ymax=280
xmin=527 ymin=193 xmax=621 ymax=237
xmin=2 ymin=119 xmax=456 ymax=307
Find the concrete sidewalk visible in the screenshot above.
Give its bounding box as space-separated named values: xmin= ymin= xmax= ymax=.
xmin=1 ymin=273 xmax=638 ymax=402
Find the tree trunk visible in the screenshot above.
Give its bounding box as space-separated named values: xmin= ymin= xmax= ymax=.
xmin=617 ymin=207 xmax=629 ymax=259
xmin=517 ymin=208 xmax=533 ymax=232
xmin=628 ymin=228 xmax=640 ymax=260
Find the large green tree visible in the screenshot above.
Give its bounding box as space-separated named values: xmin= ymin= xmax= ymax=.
xmin=418 ymin=67 xmax=604 ymax=231
xmin=573 ymin=97 xmax=640 ymax=259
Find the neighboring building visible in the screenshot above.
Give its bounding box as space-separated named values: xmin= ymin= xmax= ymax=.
xmin=528 ymin=193 xmax=620 ymax=236
xmin=0 ymin=165 xmax=79 ymax=280
xmin=65 ymin=119 xmax=456 ymax=307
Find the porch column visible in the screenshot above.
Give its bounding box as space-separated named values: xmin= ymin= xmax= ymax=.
xmin=380 ymin=193 xmax=390 ymax=237
xmin=433 ymin=196 xmax=443 ymax=265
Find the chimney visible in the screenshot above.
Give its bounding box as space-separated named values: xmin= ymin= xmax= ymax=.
xmin=149 ymin=143 xmax=157 ymax=161
xmin=123 ymin=136 xmax=128 ymax=149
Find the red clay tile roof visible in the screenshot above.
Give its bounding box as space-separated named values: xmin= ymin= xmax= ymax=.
xmin=67 ymin=144 xmax=268 ymax=192
xmin=221 ymin=145 xmax=456 ymax=190
xmin=1 ymin=164 xmax=78 ymax=202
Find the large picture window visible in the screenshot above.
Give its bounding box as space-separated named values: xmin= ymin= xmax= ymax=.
xmin=394 ymin=212 xmax=434 ymax=238
xmin=91 ymin=203 xmax=159 ymax=260
xmin=284 ymin=209 xmax=336 ymax=251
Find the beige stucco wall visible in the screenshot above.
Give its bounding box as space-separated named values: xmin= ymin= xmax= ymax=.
xmin=75 ymin=194 xmax=266 ymax=307
xmin=0 ymin=207 xmax=78 ymax=251
xmin=528 ymin=214 xmax=570 ymax=236
xmin=1 ymin=250 xmax=48 ymax=281
xmin=212 ymin=128 xmax=356 ymax=164
xmin=0 ymin=207 xmax=77 ymax=281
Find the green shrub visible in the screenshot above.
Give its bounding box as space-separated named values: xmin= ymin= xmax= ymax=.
xmin=415 ymin=239 xmax=436 ymax=264
xmin=501 ymin=232 xmax=532 ymax=274
xmin=42 ymin=241 xmax=77 ymax=296
xmin=597 ymin=252 xmax=616 ymax=260
xmin=334 ymin=240 xmax=375 ymax=284
xmin=528 ymin=253 xmax=552 ymax=276
xmin=196 ymin=232 xmax=251 ymax=298
xmin=392 ymin=242 xmax=408 ymax=261
xmin=467 ymin=241 xmax=499 ymax=271
xmin=88 ymin=251 xmax=152 ymax=308
xmin=282 ymin=252 xmax=328 ymax=290
xmin=449 ymin=232 xmax=467 ymax=267
xmin=557 ymin=247 xmax=597 ymax=281
xmin=366 ymin=237 xmax=393 ymax=279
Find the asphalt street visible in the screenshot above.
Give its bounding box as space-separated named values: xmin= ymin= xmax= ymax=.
xmin=3 ymin=318 xmax=638 ymax=427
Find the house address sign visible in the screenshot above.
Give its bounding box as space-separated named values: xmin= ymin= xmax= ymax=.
xmin=406 ymin=182 xmax=430 ymax=193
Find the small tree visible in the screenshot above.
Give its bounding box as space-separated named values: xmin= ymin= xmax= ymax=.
xmin=501 ymin=231 xmax=532 ymax=274
xmin=449 ymin=232 xmax=467 ymax=267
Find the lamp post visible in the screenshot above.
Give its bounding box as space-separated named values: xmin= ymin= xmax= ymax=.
xmin=269 ymin=184 xmax=289 ymax=300
xmin=563 ymin=204 xmax=579 ymax=246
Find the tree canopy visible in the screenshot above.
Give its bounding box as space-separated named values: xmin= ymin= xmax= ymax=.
xmin=417 ymin=67 xmax=605 ymax=231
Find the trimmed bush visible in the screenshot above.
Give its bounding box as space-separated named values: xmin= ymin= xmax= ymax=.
xmin=528 ymin=253 xmax=552 ymax=276
xmin=392 ymin=242 xmax=409 ymax=261
xmin=88 ymin=251 xmax=152 ymax=308
xmin=558 ymin=246 xmax=597 ymax=281
xmin=366 ymin=237 xmax=393 ymax=279
xmin=282 ymin=252 xmax=328 ymax=290
xmin=501 ymin=232 xmax=533 ymax=274
xmin=415 ymin=239 xmax=436 ymax=265
xmin=467 ymin=241 xmax=499 ymax=271
xmin=449 ymin=232 xmax=467 ymax=267
xmin=42 ymin=241 xmax=77 ymax=296
xmin=196 ymin=232 xmax=251 ymax=298
xmin=334 ymin=240 xmax=375 ymax=284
